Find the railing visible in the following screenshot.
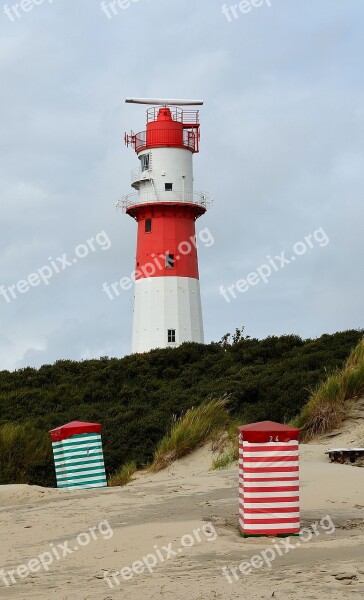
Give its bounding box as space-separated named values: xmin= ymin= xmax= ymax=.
xmin=131 ymin=168 xmax=142 ymax=185
xmin=122 ymin=190 xmax=213 ymax=211
xmin=146 ymin=107 xmax=199 ymax=125
xmin=133 ymin=131 xmax=146 ymax=151
xmin=129 ymin=129 xmax=197 ymax=153
xmin=131 ymin=167 xmax=153 ymax=188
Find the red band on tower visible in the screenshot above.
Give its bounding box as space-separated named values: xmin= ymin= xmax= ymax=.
xmin=126 ymin=203 xmax=205 ymax=280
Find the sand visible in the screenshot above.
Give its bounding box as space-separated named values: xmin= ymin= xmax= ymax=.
xmin=1 ymin=403 xmax=364 ymax=599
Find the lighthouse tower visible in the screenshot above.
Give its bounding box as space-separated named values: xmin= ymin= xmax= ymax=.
xmin=123 ymin=98 xmax=211 ymax=354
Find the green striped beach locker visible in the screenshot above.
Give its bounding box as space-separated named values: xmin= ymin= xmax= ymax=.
xmin=50 ymin=421 xmax=107 ymax=490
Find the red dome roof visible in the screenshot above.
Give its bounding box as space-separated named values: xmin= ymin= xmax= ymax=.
xmin=49 ymin=421 xmax=101 ymax=442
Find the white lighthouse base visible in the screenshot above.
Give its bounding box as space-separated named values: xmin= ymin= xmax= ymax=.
xmin=132 ymin=277 xmax=204 ymax=354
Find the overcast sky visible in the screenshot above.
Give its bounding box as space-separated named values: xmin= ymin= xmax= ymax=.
xmin=0 ymin=0 xmax=363 ymax=371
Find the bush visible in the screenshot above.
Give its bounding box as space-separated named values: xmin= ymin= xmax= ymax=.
xmin=0 ymin=422 xmax=54 ymax=486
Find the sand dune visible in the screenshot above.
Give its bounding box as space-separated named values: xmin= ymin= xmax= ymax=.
xmin=1 ymin=406 xmax=364 ymax=599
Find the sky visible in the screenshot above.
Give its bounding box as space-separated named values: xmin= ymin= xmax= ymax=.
xmin=0 ymin=0 xmax=363 ymax=371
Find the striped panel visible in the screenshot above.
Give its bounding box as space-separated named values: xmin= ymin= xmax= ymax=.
xmin=240 ymin=473 xmax=299 ymax=480
xmin=243 ymin=492 xmax=299 ymax=498
xmin=243 ymin=526 xmax=300 ymax=534
xmin=54 ymin=447 xmax=103 ymax=459
xmin=57 ymin=481 xmax=107 ymax=490
xmin=239 ymin=439 xmax=300 ymax=536
xmin=241 ymin=441 xmax=298 ymax=448
xmin=54 ymin=459 xmax=104 ymax=468
xmin=241 ymin=451 xmax=299 ymax=457
xmin=56 ymin=468 xmax=106 ymax=480
xmin=52 ymin=433 xmax=107 ymax=491
xmin=243 ymin=482 xmax=299 ymax=489
xmin=239 ymin=515 xmax=300 ymax=524
xmin=239 ymin=500 xmax=299 ymax=509
xmin=52 ymin=433 xmax=101 ymax=447
xmin=239 ymin=517 xmax=299 ymax=533
xmin=244 ymin=507 xmax=300 ymax=514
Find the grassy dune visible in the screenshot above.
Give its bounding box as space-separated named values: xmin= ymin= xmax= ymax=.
xmin=295 ymin=337 xmax=364 ymax=440
xmin=108 ymin=462 xmax=137 ymax=487
xmin=150 ymin=398 xmax=231 ymax=473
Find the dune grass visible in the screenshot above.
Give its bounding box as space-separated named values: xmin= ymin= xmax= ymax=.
xmin=294 ymin=337 xmax=364 ymax=440
xmin=211 ymin=447 xmax=239 ymax=470
xmin=108 ymin=461 xmax=137 ymax=487
xmin=211 ymin=418 xmax=241 ymax=470
xmin=149 ymin=397 xmax=231 ymax=473
xmin=0 ymin=422 xmax=52 ymax=484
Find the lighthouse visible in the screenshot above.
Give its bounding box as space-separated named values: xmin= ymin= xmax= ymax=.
xmin=123 ymin=98 xmax=211 ymax=354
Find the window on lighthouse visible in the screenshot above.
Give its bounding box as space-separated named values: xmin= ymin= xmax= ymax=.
xmin=168 ymin=329 xmax=176 ymax=343
xmin=139 ymin=154 xmax=150 ymax=171
xmin=165 ymin=183 xmax=173 ymax=191
xmin=145 ymin=218 xmax=152 ymax=233
xmin=166 ymin=253 xmax=175 ymax=268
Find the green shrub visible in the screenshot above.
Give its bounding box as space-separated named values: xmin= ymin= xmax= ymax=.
xmin=0 ymin=422 xmax=54 ymax=485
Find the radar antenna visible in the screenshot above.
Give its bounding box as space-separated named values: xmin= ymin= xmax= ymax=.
xmin=125 ymin=97 xmax=204 ymax=106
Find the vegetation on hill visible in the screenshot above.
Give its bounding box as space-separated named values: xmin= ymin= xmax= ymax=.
xmin=150 ymin=397 xmax=230 ymax=472
xmin=0 ymin=329 xmax=362 ymax=487
xmin=0 ymin=423 xmax=52 ymax=485
xmin=295 ymin=337 xmax=364 ymax=439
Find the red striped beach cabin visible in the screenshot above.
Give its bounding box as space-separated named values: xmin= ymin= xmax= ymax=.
xmin=238 ymin=421 xmax=300 ymax=537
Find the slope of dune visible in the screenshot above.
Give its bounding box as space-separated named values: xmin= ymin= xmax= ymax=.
xmin=312 ymin=397 xmax=364 ymax=448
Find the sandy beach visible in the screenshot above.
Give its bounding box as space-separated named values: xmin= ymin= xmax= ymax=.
xmin=1 ymin=410 xmax=364 ymax=600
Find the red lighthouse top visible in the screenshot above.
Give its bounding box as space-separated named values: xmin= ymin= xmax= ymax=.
xmin=125 ymin=106 xmax=200 ymax=154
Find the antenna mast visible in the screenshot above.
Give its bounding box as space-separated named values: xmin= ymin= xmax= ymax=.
xmin=125 ymin=98 xmax=204 ymax=106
